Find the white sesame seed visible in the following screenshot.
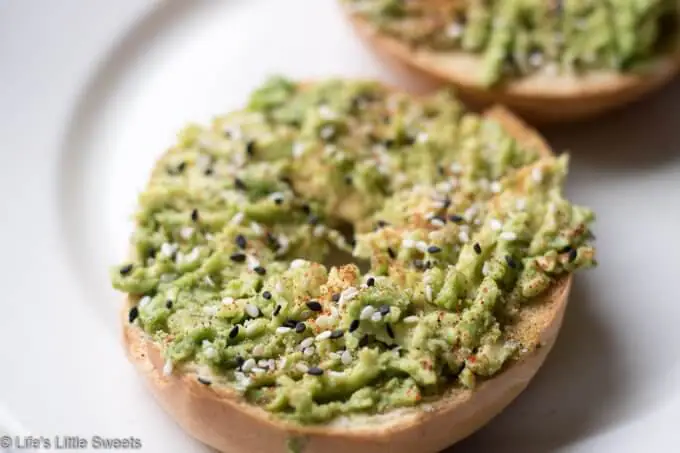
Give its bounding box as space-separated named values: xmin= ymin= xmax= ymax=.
xmin=446 ymin=22 xmax=464 ymax=38
xmin=416 ymin=132 xmax=429 ymax=143
xmin=295 ymin=363 xmax=309 ymax=373
xmin=458 ymin=231 xmax=470 ymax=243
xmin=316 ymin=315 xmax=333 ymax=329
xmin=416 ymin=241 xmax=429 ymax=253
xmin=245 ymin=321 xmax=259 ymax=336
xmin=500 ymin=231 xmax=517 ymax=241
xmin=482 ymin=262 xmax=490 ymax=276
xmin=277 ymin=235 xmax=290 ymax=255
xmin=204 ymin=346 xmax=217 ymax=359
xmin=316 ymin=331 xmax=332 ymax=341
xmin=529 ymin=51 xmax=544 ymax=68
xmin=247 ymin=255 xmax=261 ymax=271
xmin=430 ymin=217 xmax=446 ymax=228
xmin=313 ymin=225 xmax=325 ymax=237
xmin=245 ymin=303 xmax=260 ymax=318
xmin=328 ymin=370 xmax=345 ymax=377
xmin=490 ymin=219 xmax=503 ymax=231
xmin=341 ymin=350 xmax=353 ymax=365
xmin=242 ymin=358 xmax=256 ymax=372
xmin=180 ymin=226 xmax=194 ymax=240
xmin=320 ymin=125 xmax=335 ymax=140
xmin=403 ymin=316 xmax=419 ymax=324
xmin=303 ymin=346 xmax=315 ymax=357
xmin=268 ymin=192 xmax=285 ymax=203
xmin=340 ymin=287 xmax=358 ymax=304
xmin=268 ymin=359 xmax=276 ymax=369
xmin=230 ymin=212 xmax=245 ymax=225
xmin=425 ymin=285 xmax=433 ymax=302
xmin=330 ymin=306 xmax=339 ymax=319
xmin=490 ymin=181 xmax=502 ymax=193
xmin=464 ymin=205 xmax=478 ymax=221
xmin=532 ymin=167 xmax=544 ymax=183
xmin=275 ymin=281 xmax=284 ymax=293
xmin=278 ymin=357 xmax=288 ymax=369
xmin=516 ymin=198 xmax=527 ymax=211
xmin=402 ymin=239 xmax=416 ymax=249
xmin=251 ymin=367 xmax=266 ymax=374
xmin=252 ymin=344 xmax=265 ymax=357
xmin=328 ymin=352 xmax=340 ymax=360
xmin=205 ymin=233 xmax=215 ymax=241
xmin=276 ymin=326 xmax=292 ymax=334
xmin=203 ymin=305 xmax=218 ymax=316
xmin=163 ymin=359 xmax=173 ymax=376
xmin=371 ymin=312 xmax=383 ymax=322
xmin=184 ymin=247 xmax=200 ymax=263
xmin=250 ymin=222 xmax=264 ymax=236
xmin=290 ymin=259 xmax=307 ymax=269
xmin=139 ymin=296 xmax=151 ymax=308
xmin=160 ymin=242 xmax=178 ymax=258
xmin=359 ymin=305 xmax=375 ymax=320
xmin=257 ymin=359 xmax=270 ymax=368
xmin=222 ymin=297 xmax=235 ymax=305
xmin=292 ymin=142 xmax=306 ymax=158
xmin=318 ymin=105 xmax=337 ymax=120
xmin=450 ymin=162 xmax=463 ymax=174
xmin=300 ymin=337 xmax=315 ymax=349
xmin=436 ymin=181 xmax=453 ymax=193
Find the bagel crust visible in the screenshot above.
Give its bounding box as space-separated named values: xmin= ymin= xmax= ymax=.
xmin=343 ymin=2 xmax=680 ymax=122
xmin=114 ymin=80 xmax=595 ymax=452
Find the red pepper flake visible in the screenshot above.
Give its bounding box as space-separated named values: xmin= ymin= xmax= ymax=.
xmin=468 ymin=355 xmax=477 ymax=363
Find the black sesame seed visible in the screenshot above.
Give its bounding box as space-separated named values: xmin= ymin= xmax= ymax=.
xmin=505 ymin=255 xmax=519 ymax=269
xmin=359 ymin=335 xmax=371 ymax=348
xmin=283 ymin=319 xmax=297 ymax=329
xmin=128 ymin=306 xmax=139 ymax=323
xmin=437 ymin=165 xmax=445 ymax=176
xmin=266 ymin=232 xmax=280 ymax=250
xmin=273 ymin=305 xmax=282 ymax=316
xmin=197 ymin=377 xmax=212 ymax=386
xmin=254 ymin=266 xmax=267 ymax=276
xmin=386 ymin=324 xmax=395 ymax=339
xmin=230 ymin=252 xmax=246 ymax=263
xmin=235 ymin=355 xmax=245 ymax=368
xmin=383 ymin=138 xmax=395 ymax=148
xmin=262 ymin=290 xmax=272 ymax=300
xmin=307 ymin=367 xmax=324 ymax=376
xmin=349 ymin=319 xmax=360 ymax=333
xmin=235 ymin=234 xmax=247 ymax=249
xmin=204 ymin=167 xmax=214 ymax=176
xmin=348 ymin=237 xmax=357 ymax=247
xmin=331 ymin=293 xmax=341 ymax=302
xmin=245 ymin=140 xmax=256 ymax=157
xmin=301 ymin=204 xmax=311 ymax=215
xmin=379 ymin=305 xmax=390 ymax=316
xmin=427 ymin=245 xmax=442 ymax=254
xmin=375 ymin=220 xmax=389 ymax=229
xmin=404 ymin=134 xmax=416 ymax=146
xmin=308 ymin=215 xmax=320 ymax=226
xmin=387 ymin=247 xmax=396 ymax=259
xmin=234 ymin=178 xmax=247 ymax=190
xmin=273 ymin=197 xmax=283 ymax=206
xmin=295 ymin=322 xmax=306 ymax=333
xmin=306 ymin=300 xmax=323 ymax=312
xmin=568 ymin=248 xmax=578 ymax=263
xmin=441 ymin=198 xmax=452 ymax=209
xmin=229 ymin=325 xmax=239 ymax=338
xmin=279 ymin=176 xmax=293 ymax=187
xmin=147 ymin=248 xmax=157 ymax=259
xmin=166 ymin=300 xmax=173 ymax=309
xmin=474 ymin=243 xmax=482 ymax=255
xmin=449 ymin=214 xmax=465 ymax=223
xmin=344 ymin=175 xmax=353 ymax=185
xmin=119 ymin=264 xmax=133 ymax=276
xmin=330 ymin=329 xmax=344 ymax=339
xmin=559 ymin=245 xmax=573 ymax=254
xmin=190 ymin=209 xmax=199 ymax=222
xmin=366 ymin=277 xmax=375 ymax=287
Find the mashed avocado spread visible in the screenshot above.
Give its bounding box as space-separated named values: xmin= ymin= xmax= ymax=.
xmin=112 ymin=77 xmax=596 ymax=424
xmin=346 ymin=0 xmax=680 ymax=86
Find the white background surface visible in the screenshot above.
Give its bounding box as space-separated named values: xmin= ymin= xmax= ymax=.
xmin=1 ymin=1 xmax=680 ymax=452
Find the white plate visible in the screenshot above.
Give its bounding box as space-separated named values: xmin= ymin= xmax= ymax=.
xmin=2 ymin=1 xmax=680 ymax=452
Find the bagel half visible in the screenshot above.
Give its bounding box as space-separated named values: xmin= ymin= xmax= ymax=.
xmin=120 ymin=95 xmax=577 ymax=453
xmin=343 ymin=5 xmax=680 ymax=123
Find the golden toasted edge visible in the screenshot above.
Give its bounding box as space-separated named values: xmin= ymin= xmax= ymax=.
xmin=120 ymin=87 xmax=573 ymax=453
xmin=346 ymin=13 xmax=680 ymax=122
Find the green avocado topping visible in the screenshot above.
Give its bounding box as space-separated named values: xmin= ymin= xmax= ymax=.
xmin=111 ymin=77 xmax=596 ymax=424
xmin=345 ymin=0 xmax=680 ymax=86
